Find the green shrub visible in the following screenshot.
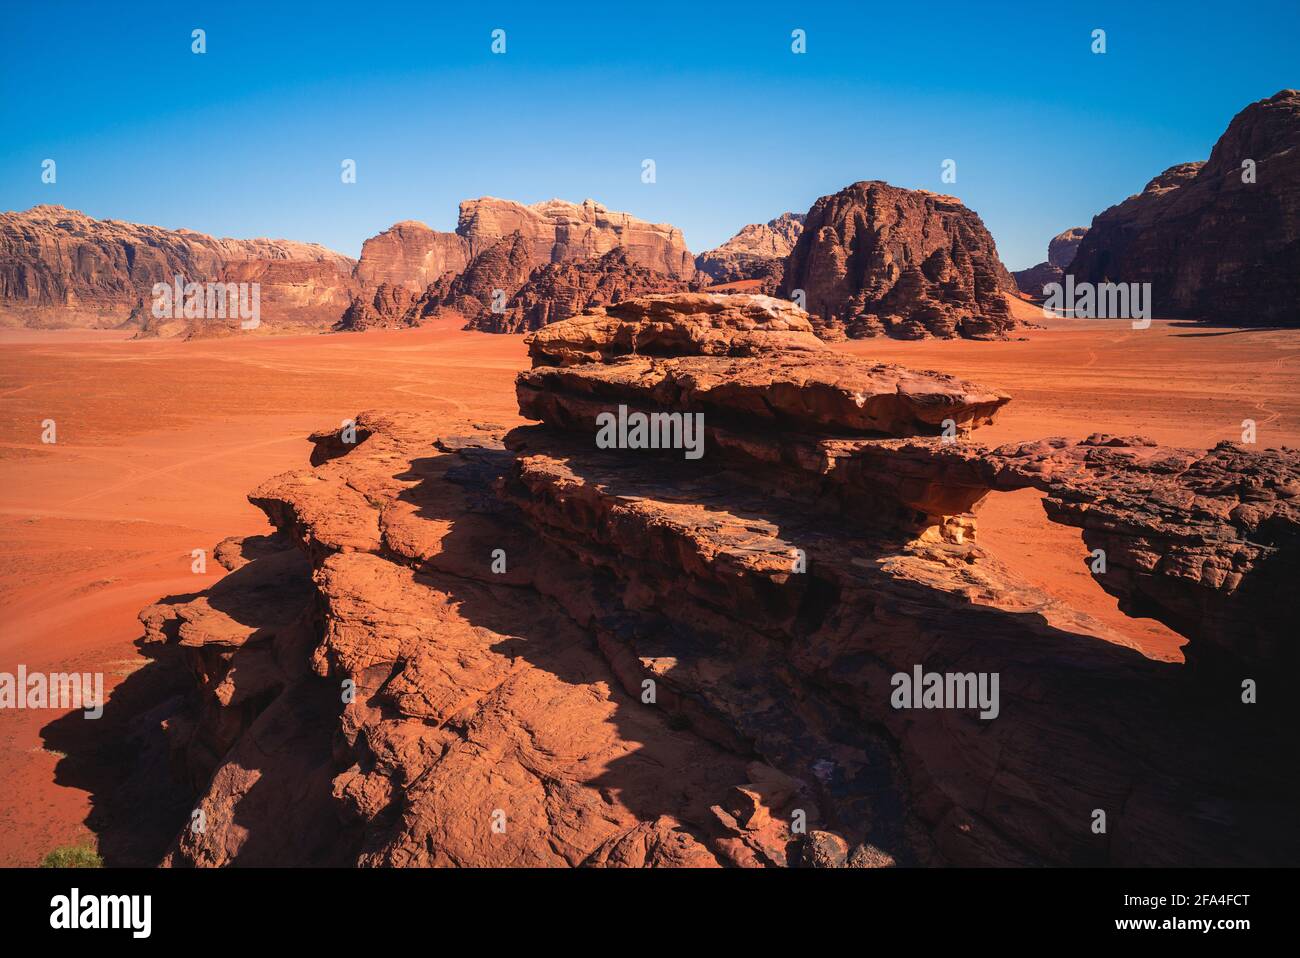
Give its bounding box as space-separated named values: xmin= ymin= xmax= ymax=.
xmin=39 ymin=844 xmax=103 ymax=868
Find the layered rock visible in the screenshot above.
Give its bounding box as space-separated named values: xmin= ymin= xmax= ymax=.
xmin=1068 ymin=89 xmax=1300 ymax=325
xmin=1012 ymin=226 xmax=1089 ymax=297
xmin=778 ymin=181 xmax=1018 ymax=340
xmin=695 ymin=212 xmax=805 ymax=287
xmin=136 ymin=294 xmax=1299 ymax=867
xmin=0 ymin=205 xmax=357 ymax=330
xmin=525 ymin=292 xmax=830 ymax=366
xmin=465 ymin=249 xmax=696 ymax=334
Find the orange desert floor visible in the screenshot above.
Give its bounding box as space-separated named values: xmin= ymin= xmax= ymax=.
xmin=1 ymin=307 xmax=1297 ymax=865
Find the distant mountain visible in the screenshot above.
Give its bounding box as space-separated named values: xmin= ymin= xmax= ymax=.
xmin=1012 ymin=227 xmax=1089 ymax=297
xmin=0 ymin=205 xmax=356 ymax=334
xmin=695 ymin=212 xmax=805 ymax=286
xmin=1068 ymin=89 xmax=1300 ymax=325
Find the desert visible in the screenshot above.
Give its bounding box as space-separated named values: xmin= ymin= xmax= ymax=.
xmin=3 ymin=293 xmax=1298 ymax=866
xmin=3 ymin=7 xmax=1300 ymax=921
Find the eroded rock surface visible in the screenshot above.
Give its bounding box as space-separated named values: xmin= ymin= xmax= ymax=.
xmin=136 ymin=294 xmax=1299 ymax=867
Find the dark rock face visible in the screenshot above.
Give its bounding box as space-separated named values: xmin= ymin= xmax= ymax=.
xmin=137 ymin=293 xmax=1299 ymax=868
xmin=0 ymin=205 xmax=358 ymax=331
xmin=1012 ymin=227 xmax=1089 ymax=297
xmin=465 ymin=249 xmax=695 ymax=334
xmin=1011 ymin=261 xmax=1062 ymax=298
xmin=1068 ymin=89 xmax=1300 ymax=325
xmin=696 ymin=212 xmax=805 ymax=286
xmin=778 ymin=181 xmax=1018 ymax=340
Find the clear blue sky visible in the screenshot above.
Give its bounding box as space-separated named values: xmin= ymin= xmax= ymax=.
xmin=2 ymin=0 xmax=1296 ymax=269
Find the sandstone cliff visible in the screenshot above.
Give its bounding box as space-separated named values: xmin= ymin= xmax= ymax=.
xmin=457 ymin=197 xmax=695 ymax=278
xmin=137 ymin=293 xmax=1299 ymax=867
xmin=779 ymin=182 xmax=1018 ymax=340
xmin=353 ymin=220 xmax=470 ymax=292
xmin=1068 ymin=89 xmax=1300 ymax=325
xmin=0 ymin=205 xmax=357 ymax=331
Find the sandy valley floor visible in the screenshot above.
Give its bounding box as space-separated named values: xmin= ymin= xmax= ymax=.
xmin=2 ymin=306 xmax=1297 ymax=864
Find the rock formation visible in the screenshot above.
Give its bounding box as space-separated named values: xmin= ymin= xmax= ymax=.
xmin=456 ymin=197 xmax=695 ymax=279
xmin=342 ymin=248 xmax=698 ymax=334
xmin=1012 ymin=226 xmax=1088 ymax=297
xmin=778 ymin=181 xmax=1019 ymax=340
xmin=353 ymin=221 xmax=470 ymax=292
xmin=465 ymin=249 xmax=696 ymax=333
xmin=336 ymin=283 xmax=421 ymax=332
xmin=695 ymin=212 xmax=805 ymax=287
xmin=0 ymin=205 xmax=357 ymax=331
xmin=418 ymin=231 xmax=536 ymax=325
xmin=1068 ymin=89 xmax=1300 ymax=325
xmin=136 ymin=293 xmax=1299 ymax=867
xmin=342 ymin=197 xmax=699 ymax=331
xmin=1048 ymin=226 xmax=1088 ymax=268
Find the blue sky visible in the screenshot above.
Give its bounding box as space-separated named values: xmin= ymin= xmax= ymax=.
xmin=2 ymin=1 xmax=1296 ymax=268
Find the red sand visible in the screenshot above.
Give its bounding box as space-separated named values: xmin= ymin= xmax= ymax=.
xmin=1 ymin=309 xmax=1295 ymax=864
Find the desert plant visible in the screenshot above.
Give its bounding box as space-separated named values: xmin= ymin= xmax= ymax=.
xmin=39 ymin=844 xmax=103 ymax=868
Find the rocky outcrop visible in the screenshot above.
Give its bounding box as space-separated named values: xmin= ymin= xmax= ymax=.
xmin=1068 ymin=89 xmax=1300 ymax=325
xmin=464 ymin=249 xmax=696 ymax=334
xmin=1048 ymin=227 xmax=1088 ymax=268
xmin=136 ymin=293 xmax=1299 ymax=867
xmin=416 ymin=231 xmax=536 ymax=326
xmin=525 ymin=293 xmax=829 ymax=366
xmin=456 ymin=197 xmax=695 ymax=278
xmin=336 ymin=283 xmax=421 ymax=332
xmin=0 ymin=205 xmax=357 ymax=330
xmin=1012 ymin=227 xmax=1089 ymax=297
xmin=696 ymin=213 xmax=805 ymax=286
xmin=353 ymin=221 xmax=470 ymax=292
xmin=779 ymin=182 xmax=1018 ymax=340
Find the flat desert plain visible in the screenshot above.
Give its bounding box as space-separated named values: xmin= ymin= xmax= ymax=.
xmin=2 ymin=305 xmax=1297 ymax=864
